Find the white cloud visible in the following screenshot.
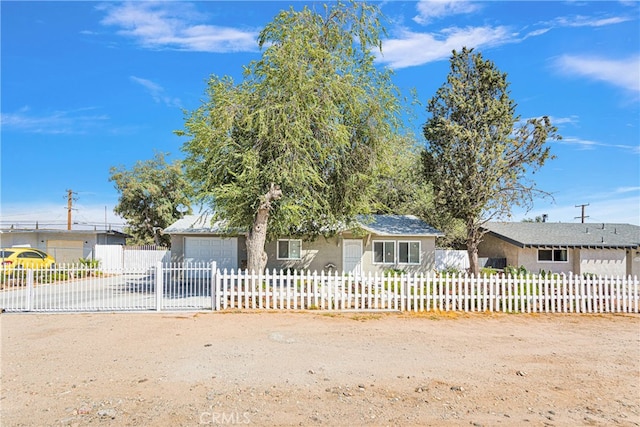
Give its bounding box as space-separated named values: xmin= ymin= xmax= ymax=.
xmin=130 ymin=76 xmax=181 ymax=108
xmin=552 ymin=15 xmax=632 ymax=28
xmin=550 ymin=115 xmax=580 ymax=126
xmin=99 ymin=2 xmax=258 ymax=53
xmin=413 ymin=0 xmax=480 ymax=25
xmin=554 ymin=55 xmax=640 ymax=93
xmin=558 ymin=137 xmax=640 ymax=153
xmin=378 ymin=26 xmax=512 ymax=68
xmin=0 ymin=107 xmax=109 ymax=134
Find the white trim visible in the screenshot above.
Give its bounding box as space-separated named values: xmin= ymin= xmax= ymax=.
xmin=372 ymin=240 xmax=396 ymax=265
xmin=537 ymin=248 xmax=569 ymax=263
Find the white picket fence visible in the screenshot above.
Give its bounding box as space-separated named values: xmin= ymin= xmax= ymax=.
xmin=0 ymin=264 xmax=638 ymax=314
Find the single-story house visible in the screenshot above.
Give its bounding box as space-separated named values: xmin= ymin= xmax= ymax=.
xmin=164 ymin=214 xmax=443 ymax=274
xmin=0 ymin=228 xmax=129 ymax=264
xmin=478 ymin=222 xmax=640 ymax=277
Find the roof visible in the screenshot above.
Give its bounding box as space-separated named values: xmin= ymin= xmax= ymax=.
xmin=165 ymin=214 xmax=443 ymax=237
xmin=482 ymin=222 xmax=640 ymax=249
xmin=357 ymin=215 xmax=443 ymax=237
xmin=163 ymin=213 xmax=229 ymax=234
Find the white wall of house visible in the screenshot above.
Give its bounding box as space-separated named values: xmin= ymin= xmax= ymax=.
xmin=629 ymin=250 xmax=640 ymax=278
xmin=264 ymin=236 xmax=340 ymax=272
xmin=0 ymin=231 xmax=96 ymax=263
xmin=579 ymin=248 xmax=627 ymax=277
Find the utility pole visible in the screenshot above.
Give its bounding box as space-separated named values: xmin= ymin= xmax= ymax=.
xmin=66 ymin=189 xmax=77 ymax=230
xmin=575 ymin=203 xmax=589 ymax=223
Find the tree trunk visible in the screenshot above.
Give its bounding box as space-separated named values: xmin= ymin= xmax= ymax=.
xmin=467 ymin=243 xmax=479 ymax=277
xmin=466 ymin=219 xmax=481 ymax=276
xmin=246 ymin=184 xmax=282 ymax=273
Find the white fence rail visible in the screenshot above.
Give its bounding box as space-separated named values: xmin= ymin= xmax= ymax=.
xmin=1 ymin=264 xmax=638 ymax=314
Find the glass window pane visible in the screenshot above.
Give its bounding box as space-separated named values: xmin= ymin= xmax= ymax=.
xmin=554 ymin=249 xmax=567 ymax=262
xmin=374 ymin=242 xmax=383 ymax=263
xmin=538 ymin=249 xmax=552 ymax=261
xmin=409 ymin=242 xmax=420 ymax=264
xmin=290 ymin=241 xmax=301 ymax=259
xmin=384 ymin=242 xmax=395 ymax=264
xmin=398 ymin=242 xmax=408 ymax=263
xmin=278 ymin=241 xmax=289 ymax=259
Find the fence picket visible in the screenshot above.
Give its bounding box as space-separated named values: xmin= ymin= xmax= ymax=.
xmin=1 ymin=266 xmax=637 ymax=314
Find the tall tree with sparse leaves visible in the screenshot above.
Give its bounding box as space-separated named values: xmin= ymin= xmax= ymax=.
xmin=110 ymin=152 xmax=193 ymax=246
xmin=422 ymin=47 xmax=560 ymax=275
xmin=178 ymin=1 xmax=404 ymax=273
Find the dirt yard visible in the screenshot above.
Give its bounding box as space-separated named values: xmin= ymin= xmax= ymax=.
xmin=1 ymin=311 xmax=638 ymax=426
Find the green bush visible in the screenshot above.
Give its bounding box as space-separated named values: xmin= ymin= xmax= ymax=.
xmin=438 ymin=266 xmax=461 ymax=276
xmin=504 ymin=265 xmax=529 ymax=277
xmin=480 ymin=267 xmax=498 ymax=276
xmin=78 ymin=258 xmax=100 ymax=268
xmin=383 ymin=268 xmax=406 ymax=276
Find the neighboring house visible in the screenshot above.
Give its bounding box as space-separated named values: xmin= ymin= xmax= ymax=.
xmin=478 ymin=222 xmax=640 ymax=277
xmin=164 ymin=214 xmax=443 ymax=274
xmin=0 ymin=228 xmax=129 ymax=264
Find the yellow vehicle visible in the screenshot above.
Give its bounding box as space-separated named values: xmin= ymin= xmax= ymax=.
xmin=0 ymin=247 xmax=56 ymax=272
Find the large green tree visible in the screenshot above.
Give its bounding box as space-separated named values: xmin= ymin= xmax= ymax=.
xmin=422 ymin=47 xmax=560 ymax=275
xmin=110 ymin=152 xmax=193 ymax=246
xmin=178 ymin=2 xmax=404 ymax=273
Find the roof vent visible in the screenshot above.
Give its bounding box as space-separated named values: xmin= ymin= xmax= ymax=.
xmin=585 ymin=227 xmax=589 ymax=234
xmin=602 ymin=223 xmax=605 ymax=230
xmin=601 ymin=236 xmax=605 ymax=243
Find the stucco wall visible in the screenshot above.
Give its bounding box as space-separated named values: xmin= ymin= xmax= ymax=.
xmin=170 ymin=233 xmax=438 ymax=274
xmin=477 ymin=234 xmax=519 ymax=266
xmin=0 ymin=231 xmax=98 ymax=263
xmin=579 ymin=248 xmax=627 ymax=277
xmin=359 ymin=236 xmax=436 ymax=275
xmin=628 ymin=250 xmax=640 ymax=277
xmin=517 ymin=247 xmax=576 ymax=275
xmin=264 ymin=237 xmax=340 ymax=272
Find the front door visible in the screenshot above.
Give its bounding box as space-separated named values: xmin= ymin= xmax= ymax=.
xmin=342 ymin=239 xmax=363 ymax=275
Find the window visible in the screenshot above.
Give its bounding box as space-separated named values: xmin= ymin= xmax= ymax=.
xmin=373 ymin=241 xmax=421 ymax=265
xmin=398 ymin=241 xmax=421 ymax=264
xmin=277 ymin=240 xmax=301 ymax=260
xmin=18 ymin=251 xmax=43 ymax=260
xmin=537 ymin=248 xmax=568 ymax=262
xmin=373 ymin=241 xmax=395 ymax=264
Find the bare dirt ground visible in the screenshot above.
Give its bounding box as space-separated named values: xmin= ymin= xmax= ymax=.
xmin=1 ymin=311 xmax=639 ymax=427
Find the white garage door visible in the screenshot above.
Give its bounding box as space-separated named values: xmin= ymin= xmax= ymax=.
xmin=184 ymin=237 xmax=238 ymax=271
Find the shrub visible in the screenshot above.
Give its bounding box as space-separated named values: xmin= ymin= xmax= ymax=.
xmin=78 ymin=258 xmax=100 ymax=268
xmin=438 ymin=266 xmax=461 ymax=276
xmin=480 ymin=267 xmax=498 ymax=276
xmin=504 ymin=265 xmax=528 ymax=277
xmin=383 ymin=268 xmax=406 ymax=276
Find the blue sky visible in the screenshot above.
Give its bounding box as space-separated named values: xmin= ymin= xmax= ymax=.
xmin=1 ymin=0 xmax=639 ymax=231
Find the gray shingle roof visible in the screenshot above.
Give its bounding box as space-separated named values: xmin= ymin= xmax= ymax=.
xmin=482 ymin=222 xmax=640 ymax=249
xmin=165 ymin=214 xmax=442 ymax=237
xmin=357 ymin=215 xmax=443 ymax=237
xmin=164 ymin=214 xmax=228 ymax=234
